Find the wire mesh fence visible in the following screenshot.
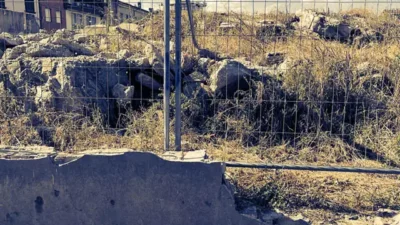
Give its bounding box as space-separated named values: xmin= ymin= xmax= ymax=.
xmin=175 ymin=0 xmax=400 ymax=170
xmin=1 ymin=0 xmax=400 ymax=220
xmin=0 ymin=0 xmax=400 ymax=167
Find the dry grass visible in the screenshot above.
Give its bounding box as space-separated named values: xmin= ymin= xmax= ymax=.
xmin=230 ymin=168 xmax=400 ymax=209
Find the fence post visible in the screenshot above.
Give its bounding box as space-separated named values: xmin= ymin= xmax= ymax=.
xmin=164 ymin=0 xmax=171 ymax=151
xmin=174 ymin=0 xmax=182 ymax=151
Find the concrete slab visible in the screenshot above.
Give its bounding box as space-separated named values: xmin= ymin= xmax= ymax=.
xmin=0 ymin=151 xmax=267 ymax=225
xmin=0 ymin=145 xmax=55 ymax=160
xmin=117 ymin=23 xmax=140 ymax=33
xmin=162 ymin=149 xmax=207 ymax=162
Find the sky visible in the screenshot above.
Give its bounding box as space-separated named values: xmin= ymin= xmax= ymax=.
xmin=122 ymin=0 xmax=400 ymax=13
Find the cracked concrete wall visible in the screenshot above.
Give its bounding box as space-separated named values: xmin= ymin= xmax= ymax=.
xmin=0 ymin=152 xmax=264 ymax=225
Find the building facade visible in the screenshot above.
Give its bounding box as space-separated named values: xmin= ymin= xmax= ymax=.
xmin=161 ymin=1 xmax=206 ymax=11
xmin=114 ymin=1 xmax=148 ymax=24
xmin=3 ymin=0 xmax=39 ymax=14
xmin=39 ymin=0 xmax=105 ymax=31
xmin=1 ymin=0 xmax=40 ymax=32
xmin=39 ymin=0 xmax=66 ymax=30
xmin=64 ymin=1 xmax=104 ymax=30
xmin=2 ymin=0 xmax=148 ymax=32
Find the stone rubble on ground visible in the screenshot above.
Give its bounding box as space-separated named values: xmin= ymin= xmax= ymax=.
xmin=21 ymin=32 xmax=50 ymax=42
xmin=51 ymin=37 xmax=95 ymax=56
xmin=2 ymin=44 xmax=28 ymax=59
xmin=73 ymin=33 xmax=89 ymax=43
xmin=209 ymin=59 xmax=253 ymax=97
xmin=0 ymin=17 xmax=387 ymax=127
xmin=127 ymin=56 xmax=151 ymax=69
xmin=117 ymin=49 xmax=132 ymax=59
xmin=112 ymin=83 xmax=135 ymax=105
xmin=0 ymin=32 xmax=24 ymax=47
xmin=136 ymin=72 xmax=162 ymax=90
xmin=240 ymin=206 xmax=310 ymax=225
xmin=293 ymin=9 xmax=383 ymax=47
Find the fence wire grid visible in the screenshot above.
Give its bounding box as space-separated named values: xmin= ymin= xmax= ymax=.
xmin=1 ymin=0 xmax=400 ymax=167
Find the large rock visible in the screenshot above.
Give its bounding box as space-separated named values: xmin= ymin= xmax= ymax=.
xmin=40 ymin=58 xmax=61 ymax=75
xmin=99 ymin=38 xmax=110 ymax=52
xmin=73 ymin=33 xmax=90 ymax=43
xmin=152 ymin=60 xmax=165 ymax=77
xmin=26 ymin=43 xmax=74 ymax=58
xmin=295 ymin=10 xmax=353 ymax=41
xmin=15 ymin=67 xmax=47 ymax=87
xmin=296 ymin=11 xmax=384 ymax=46
xmin=117 ymin=22 xmax=140 ymax=33
xmin=351 ymin=29 xmax=384 ymax=48
xmin=51 ymin=38 xmax=95 ymax=56
xmin=53 ymin=28 xmax=76 ymax=39
xmin=210 ymin=59 xmax=253 ymax=97
xmin=112 ymin=83 xmax=134 ymax=98
xmin=52 ymin=57 xmax=130 ymax=114
xmin=144 ymin=43 xmax=176 ymax=79
xmin=117 ymin=49 xmax=132 ymax=59
xmin=0 ymin=58 xmax=47 ymax=113
xmin=254 ymin=57 xmax=292 ymax=78
xmin=144 ymin=44 xmax=166 ymax=77
xmin=5 ymin=57 xmax=130 ymax=121
xmin=0 ymin=32 xmax=23 ymax=49
xmin=319 ymin=22 xmax=352 ymax=41
xmin=295 ymin=10 xmax=325 ymax=33
xmin=22 ymin=33 xmax=51 ymax=43
xmin=6 ymin=58 xmax=45 ymax=86
xmin=35 ymin=77 xmax=62 ymax=109
xmin=135 ymin=72 xmax=162 ymax=90
xmin=2 ymin=45 xmax=27 ymax=60
xmin=112 ymin=83 xmax=135 ymax=105
xmin=96 ymin=52 xmax=117 ymax=59
xmin=198 ymin=57 xmax=212 ymax=74
xmin=144 ymin=43 xmax=163 ymax=65
xmin=181 ymin=53 xmax=197 ymax=74
xmin=255 ymin=23 xmax=286 ymax=42
xmin=126 ymin=56 xmax=151 ymax=70
xmin=183 ymin=71 xmax=209 ymax=99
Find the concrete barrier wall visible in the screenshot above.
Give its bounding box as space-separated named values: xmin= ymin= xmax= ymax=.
xmin=0 ymin=9 xmax=39 ymax=33
xmin=0 ymin=9 xmax=25 ymax=33
xmin=0 ymin=152 xmax=264 ymax=225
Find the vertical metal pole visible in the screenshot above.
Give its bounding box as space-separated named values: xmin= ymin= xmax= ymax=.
xmin=106 ymin=0 xmax=111 ymax=32
xmin=164 ymin=0 xmax=170 ymax=151
xmin=174 ymin=0 xmax=182 ymax=151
